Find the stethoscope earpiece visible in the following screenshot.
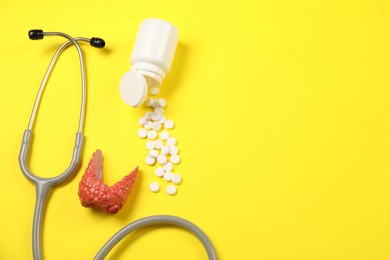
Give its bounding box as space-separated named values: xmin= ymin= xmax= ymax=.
xmin=90 ymin=37 xmax=105 ymax=48
xmin=28 ymin=29 xmax=44 ymax=40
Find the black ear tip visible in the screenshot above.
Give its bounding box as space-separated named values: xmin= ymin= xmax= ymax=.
xmin=28 ymin=29 xmax=44 ymax=40
xmin=90 ymin=37 xmax=105 ymax=48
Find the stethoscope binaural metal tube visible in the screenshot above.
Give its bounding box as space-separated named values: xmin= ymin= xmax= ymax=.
xmin=27 ymin=32 xmax=88 ymax=132
xmin=19 ymin=31 xmax=104 ymax=260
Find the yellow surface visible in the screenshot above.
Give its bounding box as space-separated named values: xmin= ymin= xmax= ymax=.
xmin=1 ymin=0 xmax=390 ymax=259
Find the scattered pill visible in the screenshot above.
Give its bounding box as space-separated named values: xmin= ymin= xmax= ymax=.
xmin=147 ymin=130 xmax=157 ymax=139
xmin=146 ymin=156 xmax=156 ymax=165
xmin=164 ymin=171 xmax=173 ymax=181
xmin=154 ymin=107 xmax=164 ymax=114
xmin=167 ymin=137 xmax=176 ymax=146
xmin=151 ymin=111 xmax=162 ymax=121
xmin=161 ymin=145 xmax=170 ymax=155
xmin=158 ymin=115 xmax=166 ymax=124
xmin=152 ymin=122 xmax=162 ymax=131
xmin=169 ymin=146 xmax=179 ymax=155
xmin=160 ymin=131 xmax=169 ymax=140
xmin=158 ymin=98 xmax=167 ymax=107
xmin=170 ymin=154 xmax=180 ymax=164
xmin=150 ymin=87 xmax=159 ymax=95
xmin=138 ymin=116 xmax=147 ymax=126
xmin=150 ymin=182 xmax=160 ymax=192
xmin=149 ymin=149 xmax=159 ymax=158
xmin=146 ymin=140 xmax=155 ymax=150
xmin=154 ymin=139 xmax=163 ymax=149
xmin=171 ymin=173 xmax=182 ymax=184
xmin=163 ymin=162 xmax=173 ymax=171
xmin=138 ymin=129 xmax=147 ymax=138
xmin=166 ymin=185 xmax=177 ymax=195
xmin=157 ymin=154 xmax=167 ymax=164
xmin=145 ymin=111 xmax=152 ymax=119
xmin=155 ymin=167 xmax=165 ymax=177
xmin=145 ymin=98 xmax=154 ymax=107
xmin=144 ymin=120 xmax=153 ymax=130
xmin=164 ymin=119 xmax=174 ymax=129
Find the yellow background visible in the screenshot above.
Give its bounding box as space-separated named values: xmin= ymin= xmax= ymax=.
xmin=1 ymin=0 xmax=390 ymax=259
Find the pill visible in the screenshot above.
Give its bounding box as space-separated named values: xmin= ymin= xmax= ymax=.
xmin=164 ymin=171 xmax=173 ymax=181
xmin=145 ymin=98 xmax=154 ymax=107
xmin=170 ymin=154 xmax=180 ymax=164
xmin=160 ymin=131 xmax=169 ymax=140
xmin=152 ymin=99 xmax=160 ymax=108
xmin=167 ymin=137 xmax=176 ymax=146
xmin=158 ymin=115 xmax=166 ymax=124
xmin=157 ymin=154 xmax=167 ymax=164
xmin=152 ymin=122 xmax=162 ymax=131
xmin=151 ymin=111 xmax=162 ymax=121
xmin=146 ymin=140 xmax=155 ymax=150
xmin=155 ymin=167 xmax=165 ymax=177
xmin=145 ymin=111 xmax=152 ymax=119
xmin=164 ymin=119 xmax=174 ymax=129
xmin=154 ymin=107 xmax=164 ymax=114
xmin=150 ymin=182 xmax=160 ymax=192
xmin=147 ymin=130 xmax=157 ymax=139
xmin=137 ymin=129 xmax=147 ymax=138
xmin=150 ymin=87 xmax=159 ymax=95
xmin=154 ymin=139 xmax=163 ymax=149
xmin=161 ymin=145 xmax=170 ymax=155
xmin=163 ymin=162 xmax=173 ymax=171
xmin=169 ymin=145 xmax=179 ymax=155
xmin=149 ymin=149 xmax=159 ymax=158
xmin=138 ymin=116 xmax=147 ymax=126
xmin=145 ymin=156 xmax=156 ymax=165
xmin=171 ymin=173 xmax=182 ymax=184
xmin=158 ymin=98 xmax=167 ymax=107
xmin=166 ymin=185 xmax=177 ymax=195
xmin=144 ymin=120 xmax=153 ymax=130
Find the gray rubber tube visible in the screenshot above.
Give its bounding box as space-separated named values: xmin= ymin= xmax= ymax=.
xmin=94 ymin=215 xmax=217 ymax=260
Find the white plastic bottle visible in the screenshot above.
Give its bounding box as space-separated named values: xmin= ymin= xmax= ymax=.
xmin=120 ymin=18 xmax=179 ymax=107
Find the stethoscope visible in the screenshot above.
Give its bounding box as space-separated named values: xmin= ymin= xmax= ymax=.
xmin=19 ymin=30 xmax=217 ymax=260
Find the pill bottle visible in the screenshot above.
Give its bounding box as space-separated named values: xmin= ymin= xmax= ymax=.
xmin=120 ymin=18 xmax=179 ymax=107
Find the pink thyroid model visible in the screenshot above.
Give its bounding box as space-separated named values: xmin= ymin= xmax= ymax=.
xmin=78 ymin=150 xmax=138 ymax=214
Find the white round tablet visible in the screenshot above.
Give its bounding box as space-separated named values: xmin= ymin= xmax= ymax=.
xmin=166 ymin=185 xmax=177 ymax=195
xmin=170 ymin=154 xmax=180 ymax=164
xmin=137 ymin=129 xmax=147 ymax=138
xmin=145 ymin=98 xmax=154 ymax=107
xmin=171 ymin=173 xmax=182 ymax=184
xmin=149 ymin=149 xmax=159 ymax=158
xmin=169 ymin=145 xmax=179 ymax=155
xmin=164 ymin=171 xmax=173 ymax=181
xmin=163 ymin=162 xmax=173 ymax=171
xmin=154 ymin=139 xmax=163 ymax=149
xmin=157 ymin=154 xmax=167 ymax=164
xmin=164 ymin=119 xmax=174 ymax=129
xmin=144 ymin=120 xmax=153 ymax=130
xmin=158 ymin=115 xmax=166 ymax=124
xmin=146 ymin=140 xmax=155 ymax=150
xmin=160 ymin=131 xmax=169 ymax=140
xmin=158 ymin=98 xmax=167 ymax=107
xmin=150 ymin=182 xmax=160 ymax=192
xmin=152 ymin=122 xmax=162 ymax=131
xmin=138 ymin=116 xmax=146 ymax=126
xmin=147 ymin=130 xmax=157 ymax=139
xmin=167 ymin=137 xmax=176 ymax=146
xmin=150 ymin=87 xmax=159 ymax=95
xmin=161 ymin=145 xmax=170 ymax=155
xmin=151 ymin=111 xmax=162 ymax=121
xmin=155 ymin=167 xmax=165 ymax=177
xmin=145 ymin=156 xmax=156 ymax=165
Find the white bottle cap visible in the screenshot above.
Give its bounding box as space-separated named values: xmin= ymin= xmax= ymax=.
xmin=119 ymin=71 xmax=148 ymax=108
